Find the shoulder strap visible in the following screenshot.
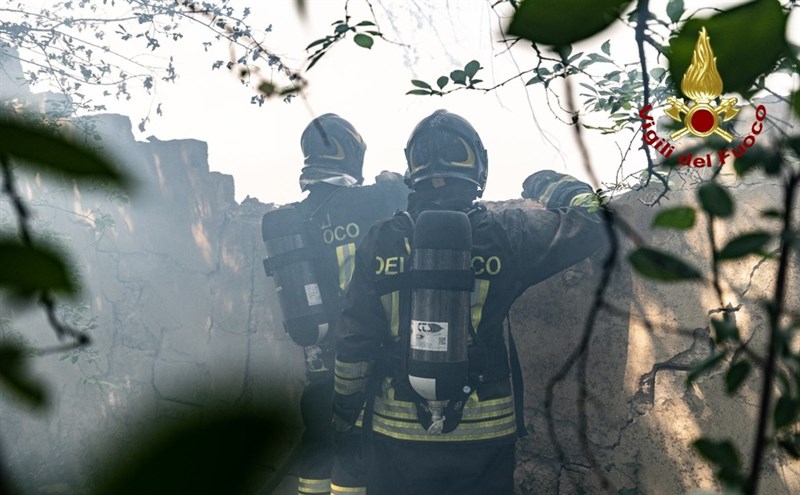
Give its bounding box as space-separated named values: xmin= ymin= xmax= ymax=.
xmin=506 ymin=315 xmax=528 ymax=438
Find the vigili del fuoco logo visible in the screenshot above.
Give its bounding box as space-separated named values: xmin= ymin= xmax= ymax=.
xmin=639 ymin=27 xmax=767 ymax=168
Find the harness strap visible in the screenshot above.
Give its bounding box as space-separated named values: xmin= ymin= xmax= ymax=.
xmin=262 ymin=247 xmax=313 ymax=276
xmin=506 ymin=316 xmax=528 ymax=438
xmin=375 ymin=270 xmax=474 ymax=295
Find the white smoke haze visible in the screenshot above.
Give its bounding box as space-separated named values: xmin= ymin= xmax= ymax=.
xmin=1 ymin=1 xmax=799 ymax=494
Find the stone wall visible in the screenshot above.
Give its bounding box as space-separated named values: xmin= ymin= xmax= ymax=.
xmin=509 ymin=169 xmax=800 ymax=494
xmin=0 ymin=110 xmax=305 ymax=494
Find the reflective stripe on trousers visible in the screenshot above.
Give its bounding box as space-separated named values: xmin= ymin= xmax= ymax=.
xmin=330 ymin=483 xmax=367 ymax=495
xmin=299 ymin=477 xmax=331 ymax=494
xmin=371 ymin=395 xmax=517 ymax=442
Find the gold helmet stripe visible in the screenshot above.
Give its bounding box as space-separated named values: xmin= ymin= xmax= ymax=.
xmin=451 ymin=137 xmax=476 ymax=168
xmin=320 ymin=137 xmax=346 ymax=160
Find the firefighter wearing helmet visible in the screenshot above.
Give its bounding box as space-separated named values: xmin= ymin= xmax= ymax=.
xmin=332 ymin=109 xmax=607 ymax=494
xmin=261 ymin=113 xmax=407 ymax=495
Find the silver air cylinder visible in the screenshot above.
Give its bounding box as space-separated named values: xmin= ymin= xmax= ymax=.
xmin=408 ymin=210 xmax=472 ymax=433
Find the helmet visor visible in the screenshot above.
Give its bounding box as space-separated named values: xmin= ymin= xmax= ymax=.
xmin=407 ymin=129 xmax=478 ymax=173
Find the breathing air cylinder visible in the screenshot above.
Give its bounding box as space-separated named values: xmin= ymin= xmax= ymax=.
xmin=262 ymin=207 xmax=329 ymax=347
xmin=408 ymin=210 xmax=473 ymax=433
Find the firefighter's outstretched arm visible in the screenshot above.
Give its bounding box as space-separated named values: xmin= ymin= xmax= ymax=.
xmin=333 ymin=230 xmax=386 ymax=430
xmin=509 ymin=170 xmax=609 ymax=286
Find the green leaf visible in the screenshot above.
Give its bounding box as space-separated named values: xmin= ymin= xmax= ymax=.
xmin=257 ymin=82 xmax=275 ymax=97
xmin=334 ymin=23 xmax=350 ymax=34
xmin=508 ymin=0 xmax=633 ymax=46
xmin=525 ymin=75 xmax=543 ymax=85
xmin=450 ymin=70 xmax=467 ymax=85
xmin=649 ymin=67 xmax=666 ymax=81
xmin=411 ymin=79 xmax=431 ymax=89
xmin=693 ymin=438 xmax=741 ymax=471
xmin=305 ymin=37 xmax=328 ymax=50
xmin=687 ymin=352 xmax=727 ymax=383
xmin=693 ymin=438 xmax=745 ymax=488
xmin=306 ymin=52 xmax=324 ymax=70
xmin=0 ymin=342 xmax=48 ymax=409
xmin=652 ymin=206 xmax=696 ymax=230
xmin=778 ymin=433 xmax=800 ymax=458
xmin=353 ymin=33 xmax=374 ymax=49
xmin=355 ymin=20 xmax=376 ymax=26
xmin=711 ymin=317 xmax=740 ymax=344
xmin=92 ymin=406 xmax=299 ymax=495
xmin=557 ymin=44 xmax=572 ymax=61
xmin=725 ymin=361 xmax=751 ymax=395
xmin=628 ymin=247 xmax=702 ymax=281
xmin=405 ymin=89 xmax=431 ymax=96
xmin=698 ymin=183 xmax=734 ymax=218
xmin=668 ymin=0 xmax=788 ymax=97
xmin=601 ymin=39 xmax=611 ymax=56
xmin=733 ymin=145 xmax=782 ymax=177
xmin=0 ymin=238 xmax=76 ymax=296
xmin=774 ymin=395 xmax=800 ymax=429
xmin=464 ymin=60 xmax=481 ymax=78
xmin=0 ymin=116 xmax=127 ymax=187
xmin=717 ymin=231 xmax=771 ymax=260
xmin=436 ymin=76 xmax=449 ymax=89
xmin=666 ymin=0 xmax=684 ymax=23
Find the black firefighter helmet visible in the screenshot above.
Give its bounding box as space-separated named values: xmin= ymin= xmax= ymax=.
xmin=404 ymin=109 xmax=488 ymax=195
xmin=299 ymin=113 xmax=366 ymax=191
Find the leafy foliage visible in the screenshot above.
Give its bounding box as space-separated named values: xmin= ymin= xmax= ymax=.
xmin=306 ymin=17 xmax=387 ymax=70
xmin=0 ymin=340 xmax=47 ymax=408
xmin=717 ymin=232 xmax=771 ymax=260
xmin=693 ymin=438 xmax=746 ymax=488
xmin=698 ymin=183 xmax=733 ymax=218
xmin=91 ymin=404 xmax=298 ymax=495
xmin=628 ymin=247 xmax=702 ymax=281
xmin=507 ymin=0 xmax=633 ymax=47
xmin=467 ymin=2 xmax=800 ymax=492
xmin=406 ymin=60 xmax=484 ymax=95
xmin=0 ymin=116 xmax=127 ymax=185
xmin=0 ymin=238 xmax=75 ymax=297
xmin=1 ymin=1 xmax=297 ymax=122
xmin=652 ymin=206 xmax=695 ymax=230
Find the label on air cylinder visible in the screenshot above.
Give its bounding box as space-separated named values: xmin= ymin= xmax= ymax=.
xmin=410 ymin=320 xmax=448 ymax=352
xmin=304 ymin=283 xmax=322 ymax=306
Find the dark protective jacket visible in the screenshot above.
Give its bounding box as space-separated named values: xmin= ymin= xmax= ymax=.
xmin=333 ymin=192 xmax=606 ymax=443
xmin=291 ymin=178 xmax=409 ymax=353
xmin=263 ymin=176 xmax=408 ymax=495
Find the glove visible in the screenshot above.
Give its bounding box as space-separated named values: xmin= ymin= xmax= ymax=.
xmin=332 ymin=411 xmax=354 ymax=433
xmin=375 ymin=170 xmax=404 ymax=184
xmin=521 ymin=170 xmax=592 ymax=208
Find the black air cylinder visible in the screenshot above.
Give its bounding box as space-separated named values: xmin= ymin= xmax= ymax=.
xmin=262 ymin=207 xmax=328 ymax=346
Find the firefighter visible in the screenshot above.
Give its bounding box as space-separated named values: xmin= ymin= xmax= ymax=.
xmin=262 ymin=113 xmax=408 ymax=495
xmin=331 ymin=109 xmax=607 ymax=495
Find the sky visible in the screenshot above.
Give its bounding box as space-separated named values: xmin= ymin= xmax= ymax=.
xmin=13 ymin=0 xmax=800 ymax=205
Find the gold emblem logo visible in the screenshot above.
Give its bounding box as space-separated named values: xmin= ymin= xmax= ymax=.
xmin=665 ymin=27 xmax=739 ymax=142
